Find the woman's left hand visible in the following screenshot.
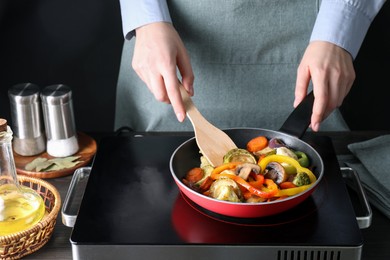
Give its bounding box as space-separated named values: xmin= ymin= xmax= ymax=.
xmin=294 ymin=41 xmax=355 ymax=131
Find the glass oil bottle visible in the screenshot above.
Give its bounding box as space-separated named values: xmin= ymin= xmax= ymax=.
xmin=0 ymin=118 xmax=45 ymax=236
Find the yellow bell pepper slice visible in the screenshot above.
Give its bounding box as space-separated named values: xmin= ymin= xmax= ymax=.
xmin=276 ymin=184 xmax=312 ymax=196
xmin=258 ymin=154 xmax=317 ymax=183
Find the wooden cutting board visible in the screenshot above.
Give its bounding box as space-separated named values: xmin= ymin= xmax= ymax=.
xmin=14 ymin=132 xmax=97 ymax=179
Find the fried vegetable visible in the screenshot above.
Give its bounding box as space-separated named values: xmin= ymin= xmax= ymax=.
xmin=276 ymin=147 xmax=298 ymax=159
xmin=253 ymin=146 xmax=275 ymax=157
xmin=268 ymin=137 xmax=287 ymax=148
xmin=196 ymin=156 xmax=214 ymax=185
xmin=235 ymin=163 xmax=261 ymax=180
xmin=209 ymin=178 xmax=243 ymax=202
xmin=279 ymin=181 xmax=297 ymax=189
xmin=246 ymin=136 xmax=268 ymax=153
xmin=199 ymin=176 xmax=214 ymax=192
xmin=276 ymin=184 xmax=311 ymax=197
xmin=245 ymin=195 xmax=267 ymax=203
xmin=185 ymin=167 xmax=204 ymax=184
xmin=281 ymin=163 xmax=297 ymax=175
xmin=223 ymin=148 xmax=256 ymax=164
xmin=294 ymin=151 xmax=310 ymax=168
xmin=292 ymin=172 xmax=311 ymax=186
xmin=186 ymin=136 xmax=316 ymax=204
xmin=214 ymin=173 xmax=279 ymax=199
xmin=264 ymin=162 xmax=287 ymax=184
xmin=200 ymin=155 xmax=212 ymax=168
xmin=275 ymin=147 xmax=299 ymax=174
xmin=258 ymin=154 xmax=316 ymax=183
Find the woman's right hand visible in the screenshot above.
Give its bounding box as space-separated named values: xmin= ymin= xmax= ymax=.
xmin=133 ymin=22 xmax=194 ymax=122
xmin=294 ymin=41 xmax=355 ymax=131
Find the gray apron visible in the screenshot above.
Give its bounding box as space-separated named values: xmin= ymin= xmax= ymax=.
xmin=115 ymin=0 xmax=349 ymax=132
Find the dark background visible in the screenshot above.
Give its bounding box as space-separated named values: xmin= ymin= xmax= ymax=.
xmin=339 ymin=0 xmax=390 ymax=130
xmin=0 ymin=0 xmax=389 ymax=132
xmin=0 ymin=0 xmax=123 ymax=132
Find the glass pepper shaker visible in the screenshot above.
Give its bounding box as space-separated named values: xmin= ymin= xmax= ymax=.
xmin=8 ymin=83 xmax=46 ymax=156
xmin=0 ymin=118 xmax=45 ymax=236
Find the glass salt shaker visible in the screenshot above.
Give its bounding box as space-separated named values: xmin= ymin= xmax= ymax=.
xmin=40 ymin=84 xmax=79 ymax=157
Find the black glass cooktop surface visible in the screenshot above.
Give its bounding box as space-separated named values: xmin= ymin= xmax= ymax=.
xmin=71 ymin=134 xmax=363 ymax=253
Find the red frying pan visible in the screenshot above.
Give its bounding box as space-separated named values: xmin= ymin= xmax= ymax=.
xmin=170 ymin=92 xmax=324 ymax=218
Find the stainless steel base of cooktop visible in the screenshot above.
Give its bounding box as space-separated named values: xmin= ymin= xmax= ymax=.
xmin=70 ymin=134 xmax=364 ymax=260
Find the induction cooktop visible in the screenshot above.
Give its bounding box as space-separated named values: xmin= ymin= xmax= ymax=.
xmin=70 ymin=134 xmax=364 ymax=260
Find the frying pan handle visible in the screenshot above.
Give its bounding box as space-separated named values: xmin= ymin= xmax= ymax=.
xmin=279 ymin=91 xmax=314 ymax=139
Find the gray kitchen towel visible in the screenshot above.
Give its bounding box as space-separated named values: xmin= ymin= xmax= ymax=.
xmin=346 ymin=135 xmax=390 ymax=218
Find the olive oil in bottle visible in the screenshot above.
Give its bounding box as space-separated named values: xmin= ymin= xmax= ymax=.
xmin=0 ymin=119 xmax=45 ymax=236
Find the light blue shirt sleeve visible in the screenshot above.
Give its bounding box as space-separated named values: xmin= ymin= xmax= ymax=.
xmin=120 ymin=0 xmax=385 ymax=59
xmin=310 ymin=0 xmax=386 ymax=59
xmin=119 ymin=0 xmax=172 ymax=39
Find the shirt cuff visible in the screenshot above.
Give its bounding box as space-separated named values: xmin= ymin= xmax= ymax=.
xmin=310 ymin=0 xmax=385 ymax=59
xmin=119 ymin=0 xmax=172 ymax=40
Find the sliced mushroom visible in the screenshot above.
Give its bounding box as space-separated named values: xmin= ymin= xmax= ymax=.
xmin=264 ymin=162 xmax=287 ymax=184
xmin=235 ymin=163 xmax=261 ymax=180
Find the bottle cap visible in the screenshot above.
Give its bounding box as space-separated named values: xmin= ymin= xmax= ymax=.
xmin=0 ymin=118 xmax=7 ymax=132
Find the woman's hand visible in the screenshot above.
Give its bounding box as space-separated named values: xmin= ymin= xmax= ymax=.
xmin=133 ymin=22 xmax=194 ymax=122
xmin=294 ymin=41 xmax=355 ymax=131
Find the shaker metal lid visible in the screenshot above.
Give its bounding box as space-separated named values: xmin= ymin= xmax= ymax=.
xmin=8 ymin=83 xmax=40 ymax=105
xmin=41 ymin=84 xmax=72 ymax=105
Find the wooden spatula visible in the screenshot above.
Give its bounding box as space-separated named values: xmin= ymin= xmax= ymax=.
xmin=179 ymin=86 xmax=237 ymax=167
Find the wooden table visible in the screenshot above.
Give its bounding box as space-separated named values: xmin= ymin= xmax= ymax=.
xmin=22 ymin=131 xmax=390 ymax=260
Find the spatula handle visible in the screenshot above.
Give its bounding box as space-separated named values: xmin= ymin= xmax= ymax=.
xmin=179 ymin=85 xmax=204 ymax=125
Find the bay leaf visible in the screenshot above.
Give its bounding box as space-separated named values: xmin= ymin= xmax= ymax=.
xmin=25 ymin=157 xmax=49 ymax=171
xmin=25 ymin=156 xmax=83 ymax=172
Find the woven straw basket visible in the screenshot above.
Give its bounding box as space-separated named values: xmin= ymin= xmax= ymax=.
xmin=0 ymin=176 xmax=61 ymax=259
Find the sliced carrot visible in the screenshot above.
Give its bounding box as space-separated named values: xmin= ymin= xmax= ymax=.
xmin=185 ymin=167 xmax=204 ymax=183
xmin=279 ymin=181 xmax=297 ymax=189
xmin=247 ymin=136 xmax=268 ymax=153
xmin=199 ymin=176 xmax=213 ymax=192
